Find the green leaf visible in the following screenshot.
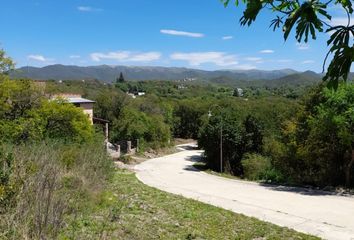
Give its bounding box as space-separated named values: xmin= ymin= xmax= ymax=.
xmin=240 ymin=0 xmax=263 ymax=26
xmin=336 ymin=0 xmax=353 ymax=14
xmin=270 ymin=16 xmax=283 ymax=31
xmin=283 ymin=6 xmax=302 ymax=41
xmin=324 ymin=45 xmax=354 ymax=86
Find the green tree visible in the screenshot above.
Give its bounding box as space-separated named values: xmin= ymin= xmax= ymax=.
xmin=173 ymin=100 xmax=206 ymax=139
xmin=243 ymin=115 xmax=263 ymax=153
xmin=222 ymin=0 xmax=353 ymax=88
xmin=117 ymin=72 xmax=125 ymax=83
xmin=35 ymin=99 xmax=94 ymax=143
xmin=199 ymin=113 xmax=245 ymax=174
xmin=94 ymin=89 xmax=127 ymax=121
xmin=278 ymin=84 xmax=354 ymax=187
xmin=308 ymin=84 xmax=354 ymax=187
xmin=0 ymin=49 xmax=14 ymax=75
xmin=111 ymin=108 xmax=170 ymax=147
xmin=0 ymin=79 xmax=93 ymax=143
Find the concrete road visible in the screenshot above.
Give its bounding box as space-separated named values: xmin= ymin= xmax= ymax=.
xmin=135 ymin=144 xmax=354 ymax=240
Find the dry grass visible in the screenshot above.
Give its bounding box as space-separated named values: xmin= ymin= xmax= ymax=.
xmin=0 ymin=141 xmax=114 ymax=239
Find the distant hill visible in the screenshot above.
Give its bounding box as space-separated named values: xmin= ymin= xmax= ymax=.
xmin=256 ymin=70 xmax=322 ymax=87
xmin=207 ymin=71 xmax=323 ymax=88
xmin=11 ymin=64 xmax=299 ymax=82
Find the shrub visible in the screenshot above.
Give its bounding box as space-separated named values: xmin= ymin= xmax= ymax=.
xmin=0 ymin=140 xmax=114 ymax=239
xmin=0 ymin=78 xmax=94 ymax=144
xmin=112 ymin=108 xmax=171 ymax=148
xmin=198 ymin=112 xmax=264 ymax=175
xmin=33 ymin=99 xmax=94 ymax=143
xmin=241 ymin=153 xmax=271 ymax=181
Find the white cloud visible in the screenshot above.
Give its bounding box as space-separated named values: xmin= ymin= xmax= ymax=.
xmin=27 ymin=55 xmax=53 ymax=62
xmin=245 ymin=57 xmax=262 ymax=62
xmin=160 ymin=29 xmax=204 ymax=38
xmin=277 ymin=59 xmax=293 ymax=63
xmin=296 ymin=43 xmax=310 ymax=50
xmin=302 ymin=60 xmax=315 ymax=64
xmin=170 ymin=52 xmax=238 ymax=66
xmin=222 ymin=36 xmax=233 ymax=40
xmin=260 ymin=49 xmax=274 ymax=54
xmin=69 ymin=55 xmax=81 ymax=59
xmin=90 ymin=51 xmax=161 ymax=62
xmin=233 ymin=64 xmax=256 ymax=70
xmin=77 ymin=6 xmax=102 ymax=12
xmin=128 ymin=52 xmax=161 ymax=62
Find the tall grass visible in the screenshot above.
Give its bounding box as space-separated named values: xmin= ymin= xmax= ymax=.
xmin=0 ymin=140 xmax=114 ymax=239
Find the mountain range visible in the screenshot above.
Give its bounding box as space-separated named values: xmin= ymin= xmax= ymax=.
xmin=11 ymin=64 xmax=301 ymax=82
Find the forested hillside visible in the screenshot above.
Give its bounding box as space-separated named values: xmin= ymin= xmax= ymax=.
xmin=12 ymin=64 xmax=299 ymax=82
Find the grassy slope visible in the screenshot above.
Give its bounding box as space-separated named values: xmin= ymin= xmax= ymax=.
xmin=59 ymin=170 xmax=319 ymax=240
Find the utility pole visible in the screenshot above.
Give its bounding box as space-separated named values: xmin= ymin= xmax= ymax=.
xmin=220 ymin=119 xmax=223 ymax=173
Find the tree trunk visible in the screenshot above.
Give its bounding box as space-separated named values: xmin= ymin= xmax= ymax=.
xmin=345 ymin=150 xmax=354 ymax=188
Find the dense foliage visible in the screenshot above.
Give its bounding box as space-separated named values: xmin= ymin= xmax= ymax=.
xmin=199 ymin=113 xmax=264 ymax=175
xmin=0 ymin=76 xmax=94 ymax=143
xmin=199 ymin=82 xmax=354 ymax=188
xmin=272 ymin=84 xmax=354 ymax=187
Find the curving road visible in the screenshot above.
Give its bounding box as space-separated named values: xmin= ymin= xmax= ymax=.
xmin=135 ymin=144 xmax=354 ymax=240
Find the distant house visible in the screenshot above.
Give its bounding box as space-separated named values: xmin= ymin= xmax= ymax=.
xmin=177 ymin=84 xmax=187 ymax=89
xmin=127 ymin=91 xmax=146 ymax=98
xmin=51 ymin=94 xmax=95 ymax=124
xmin=233 ymin=88 xmax=244 ymax=97
xmin=51 ymin=93 xmax=109 ymax=142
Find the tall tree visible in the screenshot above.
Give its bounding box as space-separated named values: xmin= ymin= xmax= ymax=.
xmin=117 ymin=72 xmax=125 ymax=83
xmin=308 ymin=84 xmax=354 ymax=187
xmin=279 ymin=84 xmax=354 ymax=187
xmin=243 ymin=115 xmax=263 ymax=153
xmin=222 ymin=0 xmax=353 ymax=88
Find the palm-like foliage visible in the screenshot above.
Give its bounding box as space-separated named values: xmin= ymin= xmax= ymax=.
xmin=222 ymin=0 xmax=353 ymax=88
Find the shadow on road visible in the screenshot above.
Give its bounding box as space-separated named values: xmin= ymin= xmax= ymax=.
xmin=183 ymin=155 xmax=204 ymax=172
xmin=183 ymin=165 xmax=201 ymax=172
xmin=181 ymin=150 xmax=352 ymax=197
xmin=178 ymin=145 xmax=199 ymax=151
xmin=185 ymin=155 xmax=202 ymax=163
xmin=258 ymin=183 xmax=352 ymax=197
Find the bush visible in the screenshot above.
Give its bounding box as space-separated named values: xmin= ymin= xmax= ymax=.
xmin=241 ymin=153 xmax=271 ymax=180
xmin=0 ymin=140 xmax=114 ymax=239
xmin=0 ymin=78 xmax=94 ymax=144
xmin=241 ymin=153 xmax=286 ymax=183
xmin=33 ymin=99 xmax=94 ymax=143
xmin=112 ymin=108 xmax=171 ymax=148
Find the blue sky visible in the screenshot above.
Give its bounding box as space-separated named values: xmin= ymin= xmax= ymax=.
xmin=0 ymin=0 xmax=349 ymax=71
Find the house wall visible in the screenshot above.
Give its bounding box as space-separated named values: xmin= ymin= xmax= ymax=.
xmin=80 ymin=103 xmax=94 ymax=124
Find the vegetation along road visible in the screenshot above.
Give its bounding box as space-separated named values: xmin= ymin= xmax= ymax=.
xmin=135 ymin=144 xmax=354 ymax=240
